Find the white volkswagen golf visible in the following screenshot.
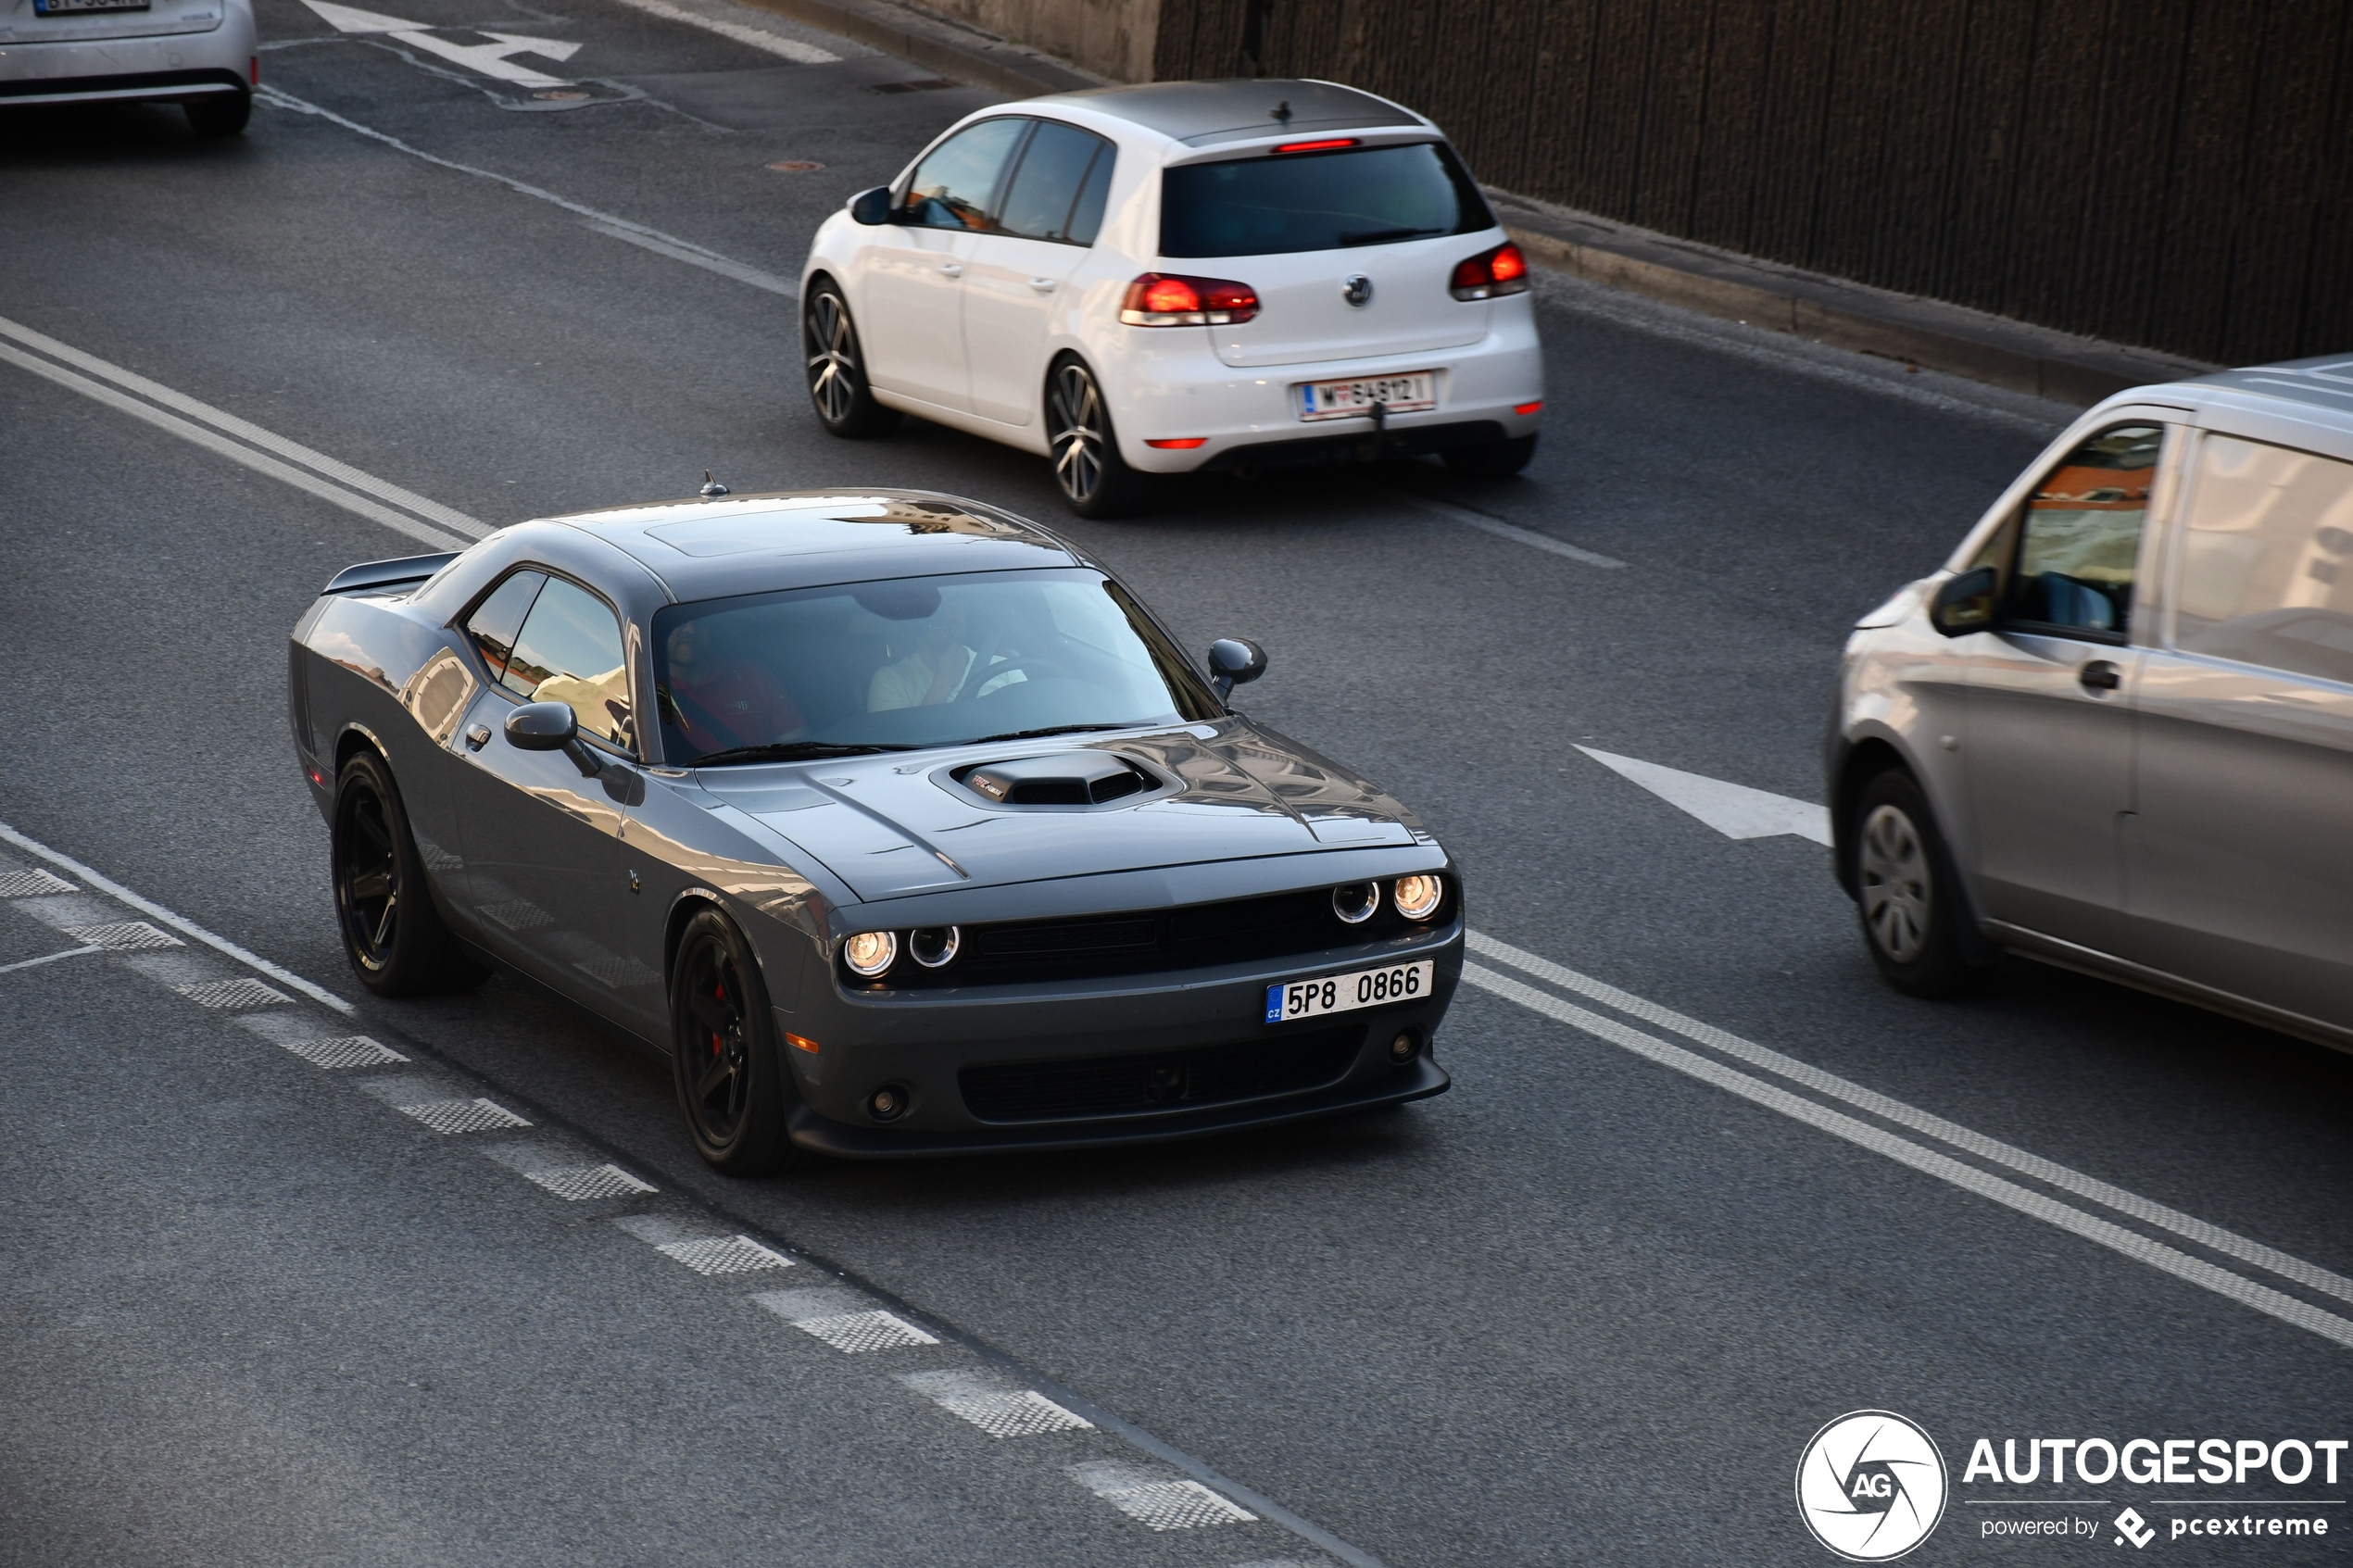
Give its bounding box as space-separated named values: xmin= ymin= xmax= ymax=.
xmin=798 ymin=79 xmax=1546 ymax=516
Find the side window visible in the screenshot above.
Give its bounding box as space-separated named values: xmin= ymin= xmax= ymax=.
xmin=997 ymin=121 xmax=1115 ymax=244
xmin=2172 ymin=433 xmax=2353 ymax=684
xmin=466 ymin=571 xmax=546 ymax=695
xmin=2003 ymin=424 xmax=2163 ymax=640
xmin=901 ymin=118 xmax=1028 ymax=232
xmin=507 ymin=578 xmax=634 ymax=752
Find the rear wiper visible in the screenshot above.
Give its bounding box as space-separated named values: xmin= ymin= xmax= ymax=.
xmin=689 ymin=741 xmax=918 ymax=766
xmin=1340 ymin=225 xmax=1444 ymax=245
xmin=963 ymin=722 xmax=1142 ymax=745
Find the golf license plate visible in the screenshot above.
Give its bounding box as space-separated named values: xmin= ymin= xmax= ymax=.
xmin=1298 ymin=371 xmax=1436 ymax=421
xmin=1265 ymin=960 xmax=1435 ymax=1023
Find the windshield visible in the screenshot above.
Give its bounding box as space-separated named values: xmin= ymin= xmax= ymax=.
xmin=1160 ymin=142 xmax=1491 ymax=259
xmin=652 ymin=568 xmax=1220 ymax=765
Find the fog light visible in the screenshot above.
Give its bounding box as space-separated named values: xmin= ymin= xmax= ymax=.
xmin=843 ymin=930 xmax=898 ymax=977
xmin=1332 ymin=882 xmax=1378 ymax=924
xmin=910 ymin=926 xmax=961 ymax=968
xmin=867 ymin=1085 xmax=910 ymax=1121
xmin=1389 ymin=1029 xmax=1421 ymax=1064
xmin=1392 ymin=873 xmax=1443 ymax=921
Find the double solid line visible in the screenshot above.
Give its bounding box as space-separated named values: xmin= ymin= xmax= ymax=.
xmin=0 ymin=312 xmax=484 ymax=550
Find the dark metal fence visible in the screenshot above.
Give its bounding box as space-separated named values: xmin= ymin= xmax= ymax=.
xmin=1151 ymin=0 xmax=2353 ymax=365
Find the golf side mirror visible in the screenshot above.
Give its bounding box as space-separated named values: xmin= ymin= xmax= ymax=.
xmin=1206 ymin=637 xmax=1267 ymax=699
xmin=849 ymin=186 xmax=893 ymax=226
xmin=1928 ymin=567 xmax=1999 ymax=637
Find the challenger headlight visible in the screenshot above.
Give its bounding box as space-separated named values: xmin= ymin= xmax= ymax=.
xmin=1392 ymin=874 xmax=1444 ymax=921
xmin=843 ymin=930 xmax=899 ymax=977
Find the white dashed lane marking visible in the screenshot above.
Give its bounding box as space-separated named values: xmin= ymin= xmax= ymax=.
xmin=285 ymin=1035 xmax=411 ymax=1069
xmin=1070 ymin=1461 xmax=1259 ymax=1531
xmin=752 ymin=1287 xmax=938 ymax=1352
xmin=179 ymin=976 xmax=296 ymax=1010
xmin=0 ymin=945 xmax=103 ymax=977
xmin=398 ymin=1097 xmax=533 ymax=1135
xmin=525 ymin=1163 xmax=658 ymax=1201
xmin=67 ymin=921 xmax=185 ymax=951
xmin=0 ymin=868 xmax=77 ymax=897
xmin=657 ymin=1235 xmax=789 ymax=1273
xmin=899 ymin=1371 xmax=1093 ymax=1437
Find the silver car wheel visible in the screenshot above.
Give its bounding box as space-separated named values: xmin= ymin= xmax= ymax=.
xmin=806 ymin=292 xmax=858 ymax=425
xmin=1858 ymin=802 xmax=1932 ymax=964
xmin=1048 ymin=362 xmax=1106 ymax=503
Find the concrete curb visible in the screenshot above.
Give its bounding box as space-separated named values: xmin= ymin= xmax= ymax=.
xmin=1491 ymin=192 xmax=2217 ymax=407
xmin=726 ymin=0 xmax=2218 ymax=408
xmin=727 ymin=0 xmax=1102 ymax=99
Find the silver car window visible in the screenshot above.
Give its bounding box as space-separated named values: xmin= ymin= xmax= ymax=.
xmin=506 ymin=577 xmax=634 ymax=752
xmin=2004 ymin=424 xmax=2162 ymax=641
xmin=2171 ymin=433 xmax=2353 ymax=685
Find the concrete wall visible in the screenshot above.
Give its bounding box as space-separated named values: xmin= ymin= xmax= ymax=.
xmin=913 ymin=0 xmax=1160 ymax=85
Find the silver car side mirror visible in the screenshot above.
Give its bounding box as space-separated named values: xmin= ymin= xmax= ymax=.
xmin=1928 ymin=567 xmax=1998 ymax=637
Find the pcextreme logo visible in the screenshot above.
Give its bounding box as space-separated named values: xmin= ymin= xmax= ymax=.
xmin=1797 ymin=1410 xmax=1951 ymax=1561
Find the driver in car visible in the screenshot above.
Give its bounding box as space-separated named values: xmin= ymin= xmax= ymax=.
xmin=867 ymin=602 xmax=1032 ymax=711
xmin=661 ymin=617 xmax=806 ymax=753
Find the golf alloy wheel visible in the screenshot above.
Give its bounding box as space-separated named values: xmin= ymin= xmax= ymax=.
xmin=1045 ymin=358 xmax=1142 ymax=518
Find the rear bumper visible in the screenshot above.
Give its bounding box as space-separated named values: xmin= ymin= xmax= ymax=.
xmin=1101 ymin=307 xmax=1545 ymax=474
xmin=0 ymin=65 xmax=244 ymax=102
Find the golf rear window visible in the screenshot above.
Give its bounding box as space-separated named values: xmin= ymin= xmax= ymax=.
xmin=1159 ymin=142 xmax=1491 ymax=259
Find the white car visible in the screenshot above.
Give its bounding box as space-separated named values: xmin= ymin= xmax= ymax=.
xmin=798 ymin=78 xmax=1545 ymax=516
xmin=0 ymin=0 xmax=254 ymax=134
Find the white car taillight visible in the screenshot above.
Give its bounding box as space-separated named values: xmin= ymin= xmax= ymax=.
xmin=1449 ymin=242 xmax=1529 ymax=301
xmin=1120 ymin=272 xmax=1261 ymax=326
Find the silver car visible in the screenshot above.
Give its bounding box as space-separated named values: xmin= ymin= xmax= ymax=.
xmin=1829 ymin=354 xmax=2353 ymax=1051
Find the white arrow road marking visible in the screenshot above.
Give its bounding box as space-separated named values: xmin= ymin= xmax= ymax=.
xmin=302 ymin=0 xmax=582 ymax=87
xmin=1576 ymin=745 xmax=1832 ymax=846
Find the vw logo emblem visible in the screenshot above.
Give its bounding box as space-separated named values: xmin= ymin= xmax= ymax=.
xmin=1341 ymin=273 xmax=1373 ymax=307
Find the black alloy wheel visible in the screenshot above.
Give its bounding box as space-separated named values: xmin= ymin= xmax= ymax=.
xmin=1046 ymin=357 xmax=1145 ymax=519
xmin=1442 ymin=433 xmax=1539 ymax=477
xmin=331 ymin=750 xmax=486 ymax=996
xmin=669 ymin=909 xmax=809 ymax=1175
xmin=803 ymin=283 xmax=899 ymax=437
xmin=1850 ymin=767 xmax=1987 ymax=998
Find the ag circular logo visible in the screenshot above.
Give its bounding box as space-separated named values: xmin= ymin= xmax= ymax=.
xmin=1795 ymin=1410 xmax=1948 ymax=1561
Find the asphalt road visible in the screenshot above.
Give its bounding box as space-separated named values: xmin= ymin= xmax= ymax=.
xmin=6 ymin=5 xmax=2353 ymax=1563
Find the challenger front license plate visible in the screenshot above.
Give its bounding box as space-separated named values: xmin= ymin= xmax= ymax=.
xmin=1266 ymin=960 xmax=1435 ymax=1023
xmin=1297 ymin=371 xmax=1437 ymax=421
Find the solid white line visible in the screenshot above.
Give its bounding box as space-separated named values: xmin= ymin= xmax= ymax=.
xmin=0 ymin=945 xmax=103 ymax=976
xmin=0 ymin=820 xmax=357 ymax=1016
xmin=1408 ymin=495 xmax=1626 ymax=569
xmin=258 ymin=88 xmax=800 ymax=299
xmin=1466 ymin=928 xmax=2353 ymax=1308
xmin=0 ymin=314 xmax=484 ymax=538
xmin=0 ymin=343 xmax=472 ymax=551
xmin=600 ymin=0 xmax=839 ymax=64
xmin=1459 ymin=960 xmax=2353 ymax=1350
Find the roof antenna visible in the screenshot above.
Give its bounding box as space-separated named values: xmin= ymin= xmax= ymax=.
xmin=698 ymin=470 xmax=730 ymax=498
xmin=1270 ymin=100 xmax=1290 ymax=123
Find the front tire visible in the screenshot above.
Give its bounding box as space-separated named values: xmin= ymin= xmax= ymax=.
xmin=1046 ymin=357 xmax=1146 ymax=519
xmin=803 ymin=282 xmax=900 ymax=438
xmin=332 ymin=750 xmax=488 ymax=997
xmin=185 ymin=92 xmax=251 ymax=138
xmin=1852 ymin=768 xmax=1984 ymax=997
xmin=670 ymin=909 xmax=813 ymax=1176
xmin=1442 ymin=433 xmax=1538 ymax=477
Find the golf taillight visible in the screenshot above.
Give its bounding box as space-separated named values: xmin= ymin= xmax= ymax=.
xmin=1120 ymin=272 xmax=1260 ymax=326
xmin=1449 ymin=242 xmax=1529 ymax=301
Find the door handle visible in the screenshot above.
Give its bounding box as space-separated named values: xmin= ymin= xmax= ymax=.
xmin=937 ymin=262 xmax=963 ymax=277
xmin=1027 ymin=277 xmax=1057 ymax=293
xmin=2079 ymin=659 xmax=2121 ymax=693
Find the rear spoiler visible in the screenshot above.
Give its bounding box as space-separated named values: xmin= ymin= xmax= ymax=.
xmin=322 ymin=551 xmax=460 ymax=596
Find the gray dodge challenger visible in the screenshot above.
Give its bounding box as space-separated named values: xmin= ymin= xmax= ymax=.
xmin=288 ymin=488 xmax=1458 ymax=1172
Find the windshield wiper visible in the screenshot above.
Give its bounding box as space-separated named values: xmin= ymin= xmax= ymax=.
xmin=689 ymin=741 xmax=918 ymax=767
xmin=1339 ymin=225 xmax=1444 ymax=245
xmin=963 ymin=722 xmax=1144 ymax=746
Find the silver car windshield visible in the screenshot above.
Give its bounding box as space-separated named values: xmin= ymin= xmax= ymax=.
xmin=651 ymin=568 xmax=1219 ymax=765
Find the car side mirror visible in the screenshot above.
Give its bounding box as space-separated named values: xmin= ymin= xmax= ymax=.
xmin=1206 ymin=637 xmax=1267 ymax=699
xmin=1929 ymin=566 xmax=1999 ymax=637
xmin=849 ymin=186 xmax=893 ymax=226
xmin=505 ymin=701 xmax=604 ymax=779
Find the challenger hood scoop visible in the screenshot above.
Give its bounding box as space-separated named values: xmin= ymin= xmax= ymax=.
xmin=698 ymin=723 xmax=1421 ymax=901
